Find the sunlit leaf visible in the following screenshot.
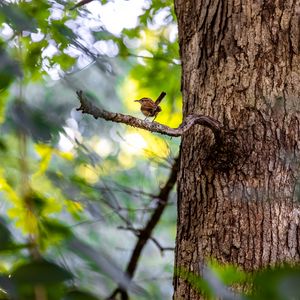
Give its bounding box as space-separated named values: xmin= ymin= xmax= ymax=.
xmin=34 ymin=143 xmax=53 ymax=177
xmin=22 ymin=37 xmax=48 ymax=81
xmin=65 ymin=200 xmax=84 ymax=218
xmin=56 ymin=150 xmax=74 ymax=161
xmin=8 ymin=205 xmax=39 ymax=235
xmin=52 ymin=53 xmax=76 ymax=71
xmin=0 ymin=169 xmax=21 ymax=205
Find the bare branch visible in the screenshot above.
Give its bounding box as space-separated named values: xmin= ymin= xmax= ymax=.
xmin=117 ymin=225 xmax=174 ymax=255
xmin=148 ymin=236 xmax=175 ymax=255
xmin=70 ymin=0 xmax=94 ymax=10
xmin=76 ymin=90 xmax=222 ymax=139
xmin=126 ymin=53 xmax=180 ymax=65
xmin=106 ymin=157 xmax=179 ymax=300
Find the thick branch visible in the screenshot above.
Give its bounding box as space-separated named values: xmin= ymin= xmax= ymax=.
xmin=126 ymin=158 xmax=179 ymax=277
xmin=107 ymin=157 xmax=179 ymax=300
xmin=76 ymin=91 xmax=222 ymax=139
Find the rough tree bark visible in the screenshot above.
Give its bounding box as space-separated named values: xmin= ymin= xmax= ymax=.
xmin=173 ymin=1 xmax=300 ymax=299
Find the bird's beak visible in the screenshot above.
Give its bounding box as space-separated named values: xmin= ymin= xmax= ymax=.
xmin=134 ymin=100 xmax=140 ymax=102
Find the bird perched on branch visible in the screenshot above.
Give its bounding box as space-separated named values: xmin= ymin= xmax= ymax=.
xmin=134 ymin=92 xmax=166 ymax=121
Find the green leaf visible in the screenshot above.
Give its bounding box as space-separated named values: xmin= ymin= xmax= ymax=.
xmin=51 ymin=21 xmax=76 ymax=49
xmin=175 ymin=267 xmax=213 ymax=298
xmin=0 ymin=218 xmax=28 ymax=252
xmin=209 ymin=260 xmax=248 ymax=285
xmin=63 ymin=290 xmax=100 ymax=300
xmin=41 ymin=218 xmax=73 ymax=240
xmin=22 ymin=37 xmax=48 ymax=81
xmin=12 ymin=260 xmax=73 ymax=286
xmin=0 ymin=45 xmax=22 ymax=90
xmin=11 ymin=101 xmax=61 ymax=142
xmin=0 ymin=3 xmax=37 ymax=33
xmin=24 ymin=192 xmax=47 ymax=215
xmin=52 ymin=52 xmax=76 ymax=71
xmin=19 ymin=0 xmax=51 ymax=31
xmin=0 ymin=218 xmax=12 ymax=249
xmin=0 ymin=138 xmax=7 ymax=152
xmin=252 ymin=266 xmax=300 ymax=300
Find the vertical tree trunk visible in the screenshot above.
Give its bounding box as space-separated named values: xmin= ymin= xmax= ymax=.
xmin=173 ymin=0 xmax=300 ymax=299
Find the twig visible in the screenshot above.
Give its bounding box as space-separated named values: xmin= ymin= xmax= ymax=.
xmin=117 ymin=225 xmax=174 ymax=255
xmin=70 ymin=0 xmax=94 ymax=10
xmin=149 ymin=236 xmax=175 ymax=255
xmin=106 ymin=157 xmax=179 ymax=300
xmin=76 ymin=90 xmax=222 ymax=140
xmin=127 ymin=53 xmax=180 ymax=65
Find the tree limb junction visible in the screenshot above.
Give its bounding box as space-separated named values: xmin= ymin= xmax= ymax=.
xmin=76 ymin=90 xmax=222 ymax=139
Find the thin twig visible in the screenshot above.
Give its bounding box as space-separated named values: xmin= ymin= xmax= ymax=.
xmin=117 ymin=225 xmax=174 ymax=255
xmin=150 ymin=237 xmax=174 ymax=254
xmin=76 ymin=90 xmax=222 ymax=140
xmin=127 ymin=53 xmax=180 ymax=65
xmin=70 ymin=0 xmax=94 ymax=10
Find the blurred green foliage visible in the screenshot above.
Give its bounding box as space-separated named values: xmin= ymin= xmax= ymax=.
xmin=0 ymin=0 xmax=180 ymax=299
xmin=179 ymin=261 xmax=300 ymax=300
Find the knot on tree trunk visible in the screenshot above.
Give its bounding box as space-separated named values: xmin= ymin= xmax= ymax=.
xmin=207 ymin=128 xmax=252 ymax=172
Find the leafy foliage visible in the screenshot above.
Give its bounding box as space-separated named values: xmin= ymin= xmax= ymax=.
xmin=179 ymin=262 xmax=300 ymax=300
xmin=0 ymin=0 xmax=179 ymax=299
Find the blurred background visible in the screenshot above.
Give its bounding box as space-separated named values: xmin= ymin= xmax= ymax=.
xmin=0 ymin=0 xmax=181 ymax=299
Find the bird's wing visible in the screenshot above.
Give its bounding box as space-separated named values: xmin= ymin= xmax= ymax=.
xmin=141 ymin=102 xmax=153 ymax=109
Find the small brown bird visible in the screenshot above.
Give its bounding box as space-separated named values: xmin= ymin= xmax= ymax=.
xmin=134 ymin=92 xmax=166 ymax=121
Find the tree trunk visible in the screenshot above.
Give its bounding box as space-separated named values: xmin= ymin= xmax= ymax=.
xmin=173 ymin=0 xmax=300 ymax=299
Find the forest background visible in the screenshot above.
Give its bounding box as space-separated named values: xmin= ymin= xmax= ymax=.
xmin=0 ymin=0 xmax=181 ymax=299
xmin=0 ymin=1 xmax=300 ymax=300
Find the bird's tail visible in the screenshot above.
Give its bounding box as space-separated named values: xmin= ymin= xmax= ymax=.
xmin=155 ymin=92 xmax=166 ymax=105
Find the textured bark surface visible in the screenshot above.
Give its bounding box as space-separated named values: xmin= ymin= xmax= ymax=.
xmin=173 ymin=0 xmax=300 ymax=299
